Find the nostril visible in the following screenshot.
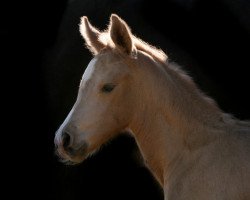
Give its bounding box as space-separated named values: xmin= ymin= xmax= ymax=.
xmin=62 ymin=132 xmax=71 ymax=149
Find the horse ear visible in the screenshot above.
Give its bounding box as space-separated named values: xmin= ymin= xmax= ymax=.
xmin=79 ymin=16 xmax=105 ymax=55
xmin=109 ymin=14 xmax=136 ymax=57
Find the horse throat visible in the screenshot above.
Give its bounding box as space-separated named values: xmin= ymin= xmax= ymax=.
xmin=130 ymin=108 xmax=185 ymax=186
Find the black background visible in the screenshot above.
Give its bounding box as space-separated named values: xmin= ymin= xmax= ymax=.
xmin=2 ymin=0 xmax=249 ymax=199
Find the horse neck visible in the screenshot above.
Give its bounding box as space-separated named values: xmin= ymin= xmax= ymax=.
xmin=129 ymin=52 xmax=223 ymax=185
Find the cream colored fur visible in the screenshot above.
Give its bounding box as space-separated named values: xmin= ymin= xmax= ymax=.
xmin=55 ymin=14 xmax=250 ymax=200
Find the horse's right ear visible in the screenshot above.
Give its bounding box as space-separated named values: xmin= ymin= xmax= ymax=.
xmin=79 ymin=16 xmax=105 ymax=55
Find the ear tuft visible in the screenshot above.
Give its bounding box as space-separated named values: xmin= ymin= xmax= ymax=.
xmin=79 ymin=16 xmax=105 ymax=55
xmin=109 ymin=14 xmax=135 ymax=56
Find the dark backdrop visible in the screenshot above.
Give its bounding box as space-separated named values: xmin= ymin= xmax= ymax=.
xmin=2 ymin=0 xmax=249 ymax=199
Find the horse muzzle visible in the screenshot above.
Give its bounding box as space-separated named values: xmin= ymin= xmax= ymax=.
xmin=54 ymin=130 xmax=89 ymax=164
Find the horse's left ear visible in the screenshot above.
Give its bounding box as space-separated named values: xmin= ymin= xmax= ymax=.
xmin=109 ymin=14 xmax=136 ymax=57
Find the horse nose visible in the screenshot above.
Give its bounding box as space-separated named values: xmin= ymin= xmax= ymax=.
xmin=62 ymin=131 xmax=72 ymax=150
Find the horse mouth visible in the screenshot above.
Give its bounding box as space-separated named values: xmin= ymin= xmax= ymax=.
xmin=55 ymin=143 xmax=89 ymax=165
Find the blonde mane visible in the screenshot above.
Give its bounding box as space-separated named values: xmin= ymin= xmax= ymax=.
xmin=99 ymin=31 xmax=168 ymax=62
xmin=133 ymin=36 xmax=168 ymax=62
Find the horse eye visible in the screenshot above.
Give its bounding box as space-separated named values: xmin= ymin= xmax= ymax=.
xmin=101 ymin=84 xmax=116 ymax=93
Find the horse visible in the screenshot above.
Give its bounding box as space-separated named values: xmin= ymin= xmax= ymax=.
xmin=54 ymin=14 xmax=250 ymax=200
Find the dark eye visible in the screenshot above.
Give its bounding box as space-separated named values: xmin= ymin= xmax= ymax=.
xmin=101 ymin=84 xmax=116 ymax=93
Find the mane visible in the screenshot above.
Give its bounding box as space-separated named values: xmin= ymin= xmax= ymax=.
xmin=132 ymin=36 xmax=168 ymax=62
xmin=98 ymin=32 xmax=168 ymax=62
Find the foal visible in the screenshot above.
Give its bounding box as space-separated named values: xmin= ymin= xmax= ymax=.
xmin=55 ymin=14 xmax=250 ymax=200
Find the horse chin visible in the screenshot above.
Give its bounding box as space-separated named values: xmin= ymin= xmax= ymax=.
xmin=58 ymin=151 xmax=87 ymax=165
xmin=56 ymin=146 xmax=89 ymax=165
xmin=62 ymin=156 xmax=86 ymax=165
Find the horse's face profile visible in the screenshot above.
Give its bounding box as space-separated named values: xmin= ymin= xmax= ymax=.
xmin=55 ymin=52 xmax=136 ymax=163
xmin=55 ymin=40 xmax=137 ymax=164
